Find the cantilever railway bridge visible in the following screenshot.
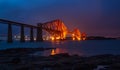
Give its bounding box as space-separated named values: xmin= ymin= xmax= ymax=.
xmin=0 ymin=19 xmax=86 ymax=43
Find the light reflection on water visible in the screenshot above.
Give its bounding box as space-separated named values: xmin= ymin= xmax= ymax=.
xmin=45 ymin=47 xmax=83 ymax=56
xmin=0 ymin=40 xmax=120 ymax=56
xmin=50 ymin=48 xmax=67 ymax=55
xmin=43 ymin=41 xmax=85 ymax=56
xmin=44 ymin=40 xmax=120 ymax=56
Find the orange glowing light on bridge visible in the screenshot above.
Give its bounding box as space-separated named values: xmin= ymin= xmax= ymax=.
xmin=51 ymin=36 xmax=55 ymax=41
xmin=42 ymin=19 xmax=86 ymax=41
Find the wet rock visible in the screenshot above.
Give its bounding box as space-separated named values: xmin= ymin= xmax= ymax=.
xmin=94 ymin=65 xmax=109 ymax=70
xmin=0 ymin=48 xmax=120 ymax=70
xmin=11 ymin=57 xmax=21 ymax=64
xmin=107 ymin=63 xmax=120 ymax=70
xmin=73 ymin=63 xmax=96 ymax=70
xmin=50 ymin=53 xmax=70 ymax=57
xmin=0 ymin=48 xmax=54 ymax=55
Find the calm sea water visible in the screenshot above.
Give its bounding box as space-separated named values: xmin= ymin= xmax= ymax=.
xmin=0 ymin=40 xmax=120 ymax=56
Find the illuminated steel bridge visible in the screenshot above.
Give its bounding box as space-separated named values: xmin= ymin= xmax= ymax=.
xmin=41 ymin=19 xmax=86 ymax=40
xmin=0 ymin=19 xmax=86 ymax=43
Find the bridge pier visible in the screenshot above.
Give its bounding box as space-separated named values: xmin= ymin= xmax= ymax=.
xmin=36 ymin=24 xmax=43 ymax=42
xmin=30 ymin=27 xmax=34 ymax=42
xmin=7 ymin=24 xmax=13 ymax=43
xmin=20 ymin=25 xmax=25 ymax=42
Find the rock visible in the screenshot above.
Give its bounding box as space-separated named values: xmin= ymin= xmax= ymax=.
xmin=94 ymin=65 xmax=109 ymax=70
xmin=73 ymin=63 xmax=96 ymax=70
xmin=11 ymin=57 xmax=21 ymax=64
xmin=50 ymin=53 xmax=70 ymax=57
xmin=107 ymin=63 xmax=120 ymax=70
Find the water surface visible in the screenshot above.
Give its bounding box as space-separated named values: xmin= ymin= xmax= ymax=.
xmin=0 ymin=40 xmax=120 ymax=56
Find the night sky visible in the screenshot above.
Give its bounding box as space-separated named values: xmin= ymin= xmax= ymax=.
xmin=0 ymin=0 xmax=120 ymax=37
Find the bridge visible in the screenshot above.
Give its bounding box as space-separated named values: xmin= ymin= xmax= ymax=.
xmin=0 ymin=19 xmax=86 ymax=43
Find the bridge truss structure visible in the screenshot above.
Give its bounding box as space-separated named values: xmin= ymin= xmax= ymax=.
xmin=41 ymin=19 xmax=86 ymax=41
xmin=0 ymin=18 xmax=86 ymax=43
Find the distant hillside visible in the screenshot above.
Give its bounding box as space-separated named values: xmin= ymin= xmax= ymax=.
xmin=86 ymin=36 xmax=116 ymax=40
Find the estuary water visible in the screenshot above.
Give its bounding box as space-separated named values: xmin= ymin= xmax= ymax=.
xmin=0 ymin=40 xmax=120 ymax=56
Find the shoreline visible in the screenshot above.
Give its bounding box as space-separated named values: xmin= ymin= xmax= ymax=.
xmin=0 ymin=48 xmax=120 ymax=70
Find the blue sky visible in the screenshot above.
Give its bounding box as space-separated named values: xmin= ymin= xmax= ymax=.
xmin=0 ymin=0 xmax=120 ymax=37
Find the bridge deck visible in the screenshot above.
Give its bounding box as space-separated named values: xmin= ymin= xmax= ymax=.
xmin=0 ymin=19 xmax=37 ymax=28
xmin=0 ymin=18 xmax=43 ymax=43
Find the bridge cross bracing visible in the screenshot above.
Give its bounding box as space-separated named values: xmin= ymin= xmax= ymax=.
xmin=0 ymin=19 xmax=86 ymax=43
xmin=41 ymin=19 xmax=85 ymax=40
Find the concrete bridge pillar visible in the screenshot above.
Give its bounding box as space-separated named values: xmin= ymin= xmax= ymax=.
xmin=20 ymin=25 xmax=25 ymax=42
xmin=7 ymin=24 xmax=13 ymax=43
xmin=30 ymin=27 xmax=34 ymax=42
xmin=36 ymin=23 xmax=43 ymax=42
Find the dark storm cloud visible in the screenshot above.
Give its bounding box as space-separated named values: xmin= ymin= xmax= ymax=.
xmin=0 ymin=0 xmax=120 ymax=37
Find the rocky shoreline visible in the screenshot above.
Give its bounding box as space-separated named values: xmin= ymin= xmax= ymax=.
xmin=0 ymin=48 xmax=120 ymax=70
